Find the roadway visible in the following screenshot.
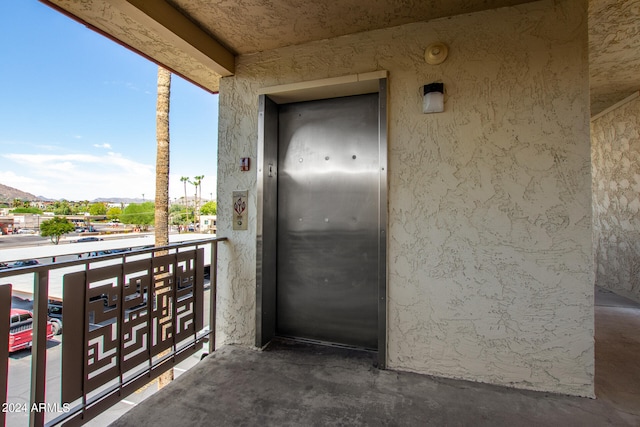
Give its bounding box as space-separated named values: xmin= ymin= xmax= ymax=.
xmin=0 ymin=230 xmax=215 ymax=300
xmin=0 ymin=227 xmax=211 ymax=262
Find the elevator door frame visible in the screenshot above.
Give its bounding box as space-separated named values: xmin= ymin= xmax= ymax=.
xmin=256 ymin=74 xmax=388 ymax=368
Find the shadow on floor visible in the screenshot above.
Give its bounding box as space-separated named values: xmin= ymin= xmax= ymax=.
xmin=595 ymin=286 xmax=640 ymax=424
xmin=111 ymin=313 xmax=640 ymax=427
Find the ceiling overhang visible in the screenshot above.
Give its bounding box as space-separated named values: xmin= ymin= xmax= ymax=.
xmin=43 ymin=0 xmax=234 ymax=93
xmin=588 ymin=0 xmax=640 ymax=116
xmin=42 ymin=0 xmax=537 ymax=95
xmin=42 ymin=0 xmax=640 ymax=115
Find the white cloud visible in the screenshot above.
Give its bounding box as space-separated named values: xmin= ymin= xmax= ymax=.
xmin=0 ymin=171 xmax=48 ymax=196
xmin=35 ymin=144 xmax=60 ymax=151
xmin=2 ymin=152 xmax=155 ymax=200
xmin=2 ymin=152 xmax=218 ymax=202
xmin=93 ymin=143 xmax=112 ymax=149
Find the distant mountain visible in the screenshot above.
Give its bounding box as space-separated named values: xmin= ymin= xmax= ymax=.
xmin=0 ymin=183 xmax=38 ymax=202
xmin=0 ymin=184 xmax=148 ymax=205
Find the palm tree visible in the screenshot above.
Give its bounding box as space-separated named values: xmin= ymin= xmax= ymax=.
xmin=193 ymin=175 xmax=204 ymax=229
xmin=154 ymin=66 xmax=172 ymax=388
xmin=180 ymin=176 xmax=190 ymax=228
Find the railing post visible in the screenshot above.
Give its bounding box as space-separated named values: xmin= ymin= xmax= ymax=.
xmin=30 ymin=270 xmax=49 ymax=427
xmin=209 ymin=241 xmax=218 ymax=354
xmin=0 ymin=284 xmax=11 ymax=427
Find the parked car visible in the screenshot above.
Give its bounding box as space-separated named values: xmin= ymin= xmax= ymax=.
xmin=47 ymin=301 xmax=63 ymax=335
xmin=76 ymin=237 xmax=103 ymax=242
xmin=10 ymin=259 xmax=40 ymax=267
xmin=8 ymin=309 xmax=55 ymax=352
xmin=17 ymin=229 xmax=36 ymax=234
xmin=89 ymin=250 xmax=112 ymax=257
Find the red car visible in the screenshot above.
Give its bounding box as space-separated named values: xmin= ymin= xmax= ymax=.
xmin=8 ymin=309 xmax=54 ymax=353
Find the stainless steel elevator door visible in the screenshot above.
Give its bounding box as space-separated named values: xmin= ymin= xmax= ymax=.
xmin=277 ymin=94 xmax=379 ymax=350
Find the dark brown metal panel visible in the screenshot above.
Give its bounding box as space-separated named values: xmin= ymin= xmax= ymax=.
xmin=0 ymin=284 xmax=11 ymax=427
xmin=30 ymin=272 xmax=50 ymax=427
xmin=209 ymin=242 xmax=218 ymax=354
xmin=85 ymin=265 xmax=122 ymax=393
xmin=59 ymin=338 xmax=203 ymax=427
xmin=62 ymin=271 xmax=87 ymax=404
xmin=174 ymin=249 xmax=203 ymax=343
xmin=151 ymin=253 xmax=175 ymax=355
xmin=121 ymin=259 xmax=153 ymax=373
xmin=194 ymin=248 xmax=204 ymax=336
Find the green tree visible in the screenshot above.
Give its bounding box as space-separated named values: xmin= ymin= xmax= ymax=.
xmin=200 ymin=201 xmax=217 ymax=215
xmin=89 ymin=202 xmax=108 ymax=216
xmin=120 ymin=202 xmax=155 ymax=230
xmin=169 ymin=204 xmax=184 ymax=214
xmin=53 ymin=200 xmax=72 ymax=215
xmin=11 ymin=207 xmax=43 ymax=214
xmin=106 ymin=207 xmax=122 ymax=220
xmin=40 ymin=216 xmax=75 ymax=245
xmin=169 ymin=204 xmax=187 ymax=225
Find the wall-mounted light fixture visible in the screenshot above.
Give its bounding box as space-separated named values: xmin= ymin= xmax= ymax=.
xmin=422 ymin=83 xmax=444 ymax=114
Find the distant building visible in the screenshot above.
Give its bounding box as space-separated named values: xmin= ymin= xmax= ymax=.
xmin=0 ymin=216 xmax=14 ymax=235
xmin=10 ymin=214 xmax=43 ymax=231
xmin=200 ymin=215 xmax=217 ymax=234
xmin=30 ymin=201 xmax=54 ymax=210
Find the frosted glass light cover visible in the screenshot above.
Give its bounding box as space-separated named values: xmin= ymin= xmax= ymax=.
xmin=423 ymin=91 xmax=444 ymax=113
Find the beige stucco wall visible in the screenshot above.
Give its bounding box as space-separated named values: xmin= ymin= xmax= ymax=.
xmin=216 ymin=0 xmax=593 ymax=396
xmin=592 ymin=94 xmax=640 ymax=303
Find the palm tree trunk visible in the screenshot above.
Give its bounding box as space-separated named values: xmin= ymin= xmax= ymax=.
xmin=154 ymin=66 xmax=172 ymax=389
xmin=181 ymin=176 xmax=189 ymax=227
xmin=155 ymin=67 xmax=170 ymax=247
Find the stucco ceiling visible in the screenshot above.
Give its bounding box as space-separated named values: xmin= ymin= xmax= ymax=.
xmin=166 ymin=0 xmax=534 ymax=55
xmin=589 ymin=0 xmax=640 ymax=116
xmin=44 ymin=0 xmax=639 ymax=115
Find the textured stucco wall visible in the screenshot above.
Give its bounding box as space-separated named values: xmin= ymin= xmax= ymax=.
xmin=216 ymin=0 xmax=593 ymax=396
xmin=592 ymin=94 xmax=640 ymax=303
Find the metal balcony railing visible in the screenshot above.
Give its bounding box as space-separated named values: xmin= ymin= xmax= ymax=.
xmin=0 ymin=237 xmax=226 ymax=427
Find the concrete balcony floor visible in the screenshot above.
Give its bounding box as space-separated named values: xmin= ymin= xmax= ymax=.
xmin=111 ymin=288 xmax=640 ymax=427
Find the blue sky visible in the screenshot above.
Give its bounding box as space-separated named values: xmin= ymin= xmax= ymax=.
xmin=0 ymin=1 xmax=218 ymax=202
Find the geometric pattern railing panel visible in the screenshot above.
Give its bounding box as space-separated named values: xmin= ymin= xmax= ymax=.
xmin=151 ymin=254 xmax=174 ymax=355
xmin=62 ymin=248 xmax=204 ymax=405
xmin=175 ymin=251 xmax=202 ymax=344
xmin=86 ymin=264 xmax=121 ymax=392
xmin=122 ymin=259 xmax=152 ymax=373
